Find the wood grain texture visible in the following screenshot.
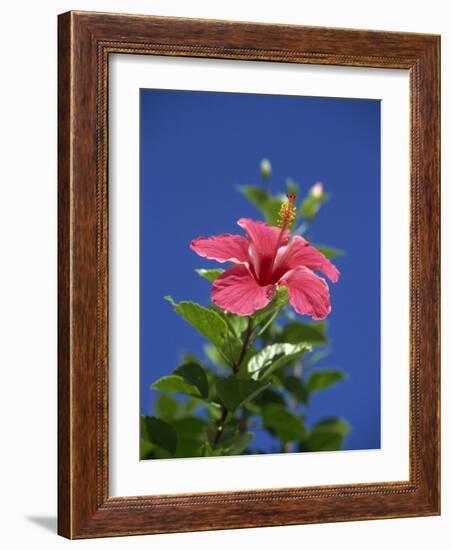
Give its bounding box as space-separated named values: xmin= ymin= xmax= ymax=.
xmin=57 ymin=10 xmax=72 ymax=538
xmin=57 ymin=10 xmax=440 ymax=539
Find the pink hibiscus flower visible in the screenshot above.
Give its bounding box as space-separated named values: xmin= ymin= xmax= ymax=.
xmin=190 ymin=196 xmax=339 ymax=320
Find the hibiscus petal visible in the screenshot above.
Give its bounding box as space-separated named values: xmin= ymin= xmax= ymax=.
xmin=280 ymin=266 xmax=332 ymax=320
xmin=190 ymin=234 xmax=250 ymax=264
xmin=212 ymin=264 xmax=275 ymax=316
xmin=238 ymin=218 xmax=290 ymax=253
xmin=274 ymin=235 xmax=340 ymax=282
xmin=237 ymin=218 xmax=290 ymax=283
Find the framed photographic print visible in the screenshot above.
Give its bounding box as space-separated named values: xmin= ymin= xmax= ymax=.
xmin=58 ymin=11 xmax=440 ymax=538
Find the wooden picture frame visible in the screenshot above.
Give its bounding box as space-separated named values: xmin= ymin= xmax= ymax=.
xmin=58 ymin=10 xmax=440 ymax=538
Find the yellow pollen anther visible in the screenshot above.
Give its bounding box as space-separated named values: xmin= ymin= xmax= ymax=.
xmin=277 ymin=194 xmax=297 ymax=229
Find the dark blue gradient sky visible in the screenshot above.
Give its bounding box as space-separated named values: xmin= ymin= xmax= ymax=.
xmin=140 ymin=89 xmax=381 ymax=451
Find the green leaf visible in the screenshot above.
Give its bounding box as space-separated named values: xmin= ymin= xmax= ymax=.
xmin=204 ymin=344 xmax=228 ymax=369
xmin=224 ymin=313 xmax=249 ymax=338
xmin=206 ymin=401 xmax=223 ymax=421
xmin=152 ymin=375 xmax=200 ymax=398
xmin=282 ymin=375 xmax=309 ymax=405
xmin=299 ymin=191 xmax=329 ymax=222
xmin=307 ymin=369 xmax=345 ymax=392
xmin=213 ymin=306 xmax=249 ymax=338
xmin=174 ymin=363 xmax=209 ymax=399
xmin=258 ymin=321 xmax=282 ymax=345
xmin=226 ymin=432 xmax=254 ymax=455
xmin=196 ymin=268 xmax=224 ymax=282
xmin=140 ymin=439 xmax=153 ymax=460
xmin=210 ymin=420 xmax=255 ymax=456
xmin=246 ymin=342 xmax=310 ymax=380
xmin=279 ymin=321 xmax=327 ymax=345
xmin=238 ymin=185 xmax=270 ymax=210
xmin=141 ymin=415 xmax=149 ymax=439
xmin=154 ymin=392 xmax=179 ymax=421
xmin=180 ymin=352 xmax=204 ymax=365
xmin=315 ymin=245 xmax=344 ymax=260
xmin=206 ymin=310 xmax=255 ymax=367
xmin=251 ymin=388 xmax=286 ymax=409
xmin=313 ymin=417 xmax=350 ymax=435
xmin=304 ymin=349 xmax=330 ymax=368
xmin=152 ymin=363 xmax=209 ymax=399
xmin=172 ymin=417 xmax=208 ymax=458
xmin=263 ymin=197 xmax=285 ymax=226
xmin=300 ymin=195 xmax=318 ymax=221
xmin=261 ymin=347 xmax=311 ymax=380
xmin=165 ymin=296 xmax=228 ymax=349
xmin=215 ymin=420 xmax=239 ymax=446
xmin=201 ymin=442 xmax=223 ymax=457
xmin=215 ymin=376 xmax=270 ymax=412
xmin=145 ymin=416 xmax=177 ymax=456
xmin=237 ymin=186 xmax=286 ymax=226
xmin=262 ymin=404 xmax=306 ymax=443
xmin=140 ymin=416 xmax=154 ymax=459
xmin=181 ymin=396 xmax=200 ymax=415
xmin=254 ymin=286 xmax=289 ymax=324
xmin=303 ymin=418 xmax=350 ymax=452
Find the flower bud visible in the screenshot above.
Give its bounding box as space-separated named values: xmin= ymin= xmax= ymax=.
xmin=310 ymin=181 xmax=324 ymax=198
xmin=260 ymin=158 xmax=272 ymax=180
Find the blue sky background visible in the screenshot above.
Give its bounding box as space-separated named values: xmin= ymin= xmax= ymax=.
xmin=140 ymin=89 xmax=381 ymax=452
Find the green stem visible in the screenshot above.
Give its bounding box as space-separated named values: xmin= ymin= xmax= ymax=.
xmin=254 ymin=308 xmax=280 ymax=340
xmin=283 ymin=441 xmax=293 ymax=453
xmin=224 ymin=326 xmax=235 ymax=367
xmin=294 ymin=219 xmax=311 ymax=237
xmin=213 ymin=318 xmax=254 ymax=449
xmin=213 ymin=406 xmax=228 ymax=447
xmin=233 ymin=317 xmax=253 ymax=374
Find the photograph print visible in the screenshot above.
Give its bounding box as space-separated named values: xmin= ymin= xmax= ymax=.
xmin=139 ymin=88 xmax=381 ymax=460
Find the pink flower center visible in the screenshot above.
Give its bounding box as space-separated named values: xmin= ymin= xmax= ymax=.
xmin=256 ymin=195 xmax=296 ymax=286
